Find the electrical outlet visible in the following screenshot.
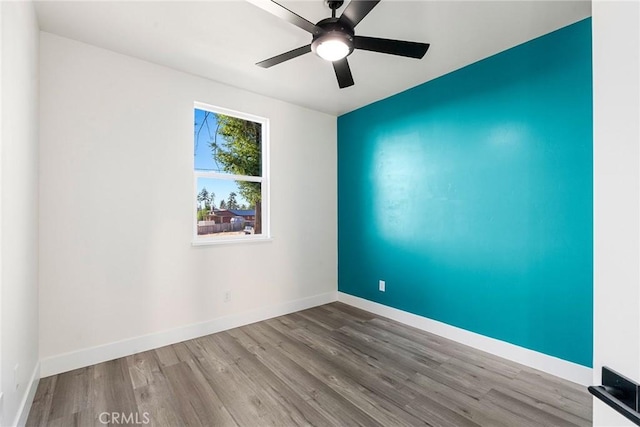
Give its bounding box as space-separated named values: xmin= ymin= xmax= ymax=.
xmin=224 ymin=291 xmax=231 ymax=303
xmin=14 ymin=365 xmax=19 ymax=390
xmin=379 ymin=280 xmax=385 ymax=292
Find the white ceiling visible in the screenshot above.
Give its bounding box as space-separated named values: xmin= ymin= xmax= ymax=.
xmin=34 ymin=0 xmax=591 ymax=116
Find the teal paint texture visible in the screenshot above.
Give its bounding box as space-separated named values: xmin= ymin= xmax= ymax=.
xmin=338 ymin=19 xmax=593 ymax=367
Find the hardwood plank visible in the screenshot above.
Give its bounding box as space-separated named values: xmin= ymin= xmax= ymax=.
xmin=252 ymin=322 xmax=436 ymax=426
xmin=46 ymin=367 xmax=89 ymax=421
xmin=440 ymin=357 xmax=518 ymax=392
xmin=296 ymin=307 xmax=347 ymax=331
xmin=517 ymin=368 xmax=592 ymax=404
xmin=25 ymin=376 xmax=57 ymax=427
xmin=333 ymin=312 xmax=453 ymax=364
xmin=126 ymin=350 xmax=161 ymax=390
xmin=409 ymin=371 xmax=519 ymax=427
xmin=484 ymin=388 xmax=585 ymax=427
xmin=510 ymin=371 xmax=592 ymax=421
xmin=368 ymin=315 xmax=523 ymax=378
xmin=278 ymin=320 xmax=496 ymax=427
xmin=184 ymin=335 xmax=214 ymax=361
xmin=333 ymin=323 xmax=444 ymax=372
xmin=27 ymin=302 xmax=592 ymax=427
xmin=162 ymin=360 xmax=237 ymax=427
xmin=491 ymin=385 xmax=591 ymax=427
xmin=131 ymin=365 xmax=185 ymax=426
xmin=276 ymin=321 xmax=482 ymax=427
xmin=228 ymin=327 xmax=385 ymax=427
xmin=208 ymin=332 xmax=331 ymax=426
xmin=325 ymin=301 xmax=376 ymax=321
xmin=154 ymin=344 xmax=180 ymax=367
xmin=172 ymin=342 xmax=194 ymax=364
xmin=38 ymin=410 xmax=98 ymax=427
xmin=194 ymin=334 xmax=304 ymax=426
xmin=87 ymin=359 xmax=140 ymax=425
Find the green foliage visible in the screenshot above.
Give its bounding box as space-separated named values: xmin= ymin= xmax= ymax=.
xmin=211 ymin=114 xmax=261 ymax=206
xmin=197 ymin=209 xmax=208 ymax=222
xmin=197 ymin=187 xmax=215 ymax=210
xmin=219 ymin=200 xmax=227 ymax=210
xmin=197 ymin=188 xmax=209 ymax=209
xmin=227 ymin=192 xmax=239 ymax=210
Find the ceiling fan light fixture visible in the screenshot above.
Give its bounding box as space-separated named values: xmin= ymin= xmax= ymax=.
xmin=311 ymin=20 xmax=355 ymax=63
xmin=316 ymin=39 xmax=350 ymax=61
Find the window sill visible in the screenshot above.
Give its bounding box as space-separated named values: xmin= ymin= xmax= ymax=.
xmin=191 ymin=236 xmax=273 ymax=247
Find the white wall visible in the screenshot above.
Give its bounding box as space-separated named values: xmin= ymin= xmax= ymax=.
xmin=1 ymin=1 xmax=41 ymax=425
xmin=592 ymin=1 xmax=640 ymax=426
xmin=38 ymin=32 xmax=337 ymax=375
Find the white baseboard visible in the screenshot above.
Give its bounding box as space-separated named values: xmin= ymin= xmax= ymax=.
xmin=40 ymin=290 xmax=591 ymax=387
xmin=338 ymin=292 xmax=592 ymax=386
xmin=40 ymin=291 xmax=338 ymax=377
xmin=14 ymin=362 xmax=40 ymax=427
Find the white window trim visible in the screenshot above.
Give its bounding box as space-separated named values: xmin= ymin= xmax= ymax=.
xmin=192 ymin=102 xmax=270 ymax=245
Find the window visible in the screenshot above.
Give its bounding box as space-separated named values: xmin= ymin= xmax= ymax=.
xmin=193 ymin=102 xmax=269 ymax=244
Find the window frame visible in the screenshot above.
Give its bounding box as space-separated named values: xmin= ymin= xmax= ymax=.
xmin=192 ymin=101 xmax=270 ymax=246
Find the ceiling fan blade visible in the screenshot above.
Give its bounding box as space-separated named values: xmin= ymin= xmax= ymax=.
xmin=354 ymin=36 xmax=430 ymax=59
xmin=247 ymin=0 xmax=322 ymax=35
xmin=339 ymin=0 xmax=380 ymax=27
xmin=256 ymin=45 xmax=311 ymax=68
xmin=333 ymin=58 xmax=354 ymax=89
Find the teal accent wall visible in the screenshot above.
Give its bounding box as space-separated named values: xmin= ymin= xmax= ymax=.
xmin=337 ymin=19 xmax=593 ymax=367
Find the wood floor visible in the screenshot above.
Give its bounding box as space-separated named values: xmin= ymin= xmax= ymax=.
xmin=27 ymin=303 xmax=591 ymax=427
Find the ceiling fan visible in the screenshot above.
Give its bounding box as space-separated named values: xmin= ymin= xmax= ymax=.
xmin=253 ymin=0 xmax=430 ymax=89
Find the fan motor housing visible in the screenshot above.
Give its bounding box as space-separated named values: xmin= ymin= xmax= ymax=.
xmin=311 ymin=17 xmax=355 ymax=58
xmin=325 ymin=0 xmax=344 ymax=10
